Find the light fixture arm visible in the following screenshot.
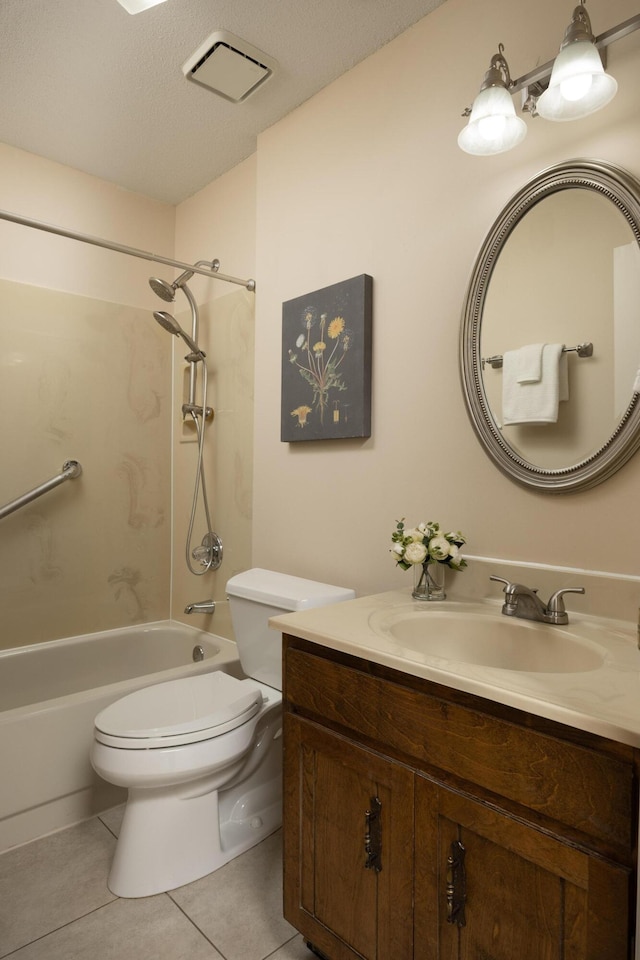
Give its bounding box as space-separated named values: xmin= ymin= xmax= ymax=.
xmin=509 ymin=11 xmax=640 ymax=99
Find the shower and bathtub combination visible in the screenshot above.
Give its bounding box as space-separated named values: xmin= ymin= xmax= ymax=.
xmin=0 ymin=212 xmax=261 ymax=857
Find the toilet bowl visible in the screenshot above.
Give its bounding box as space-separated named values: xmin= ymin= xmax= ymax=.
xmin=91 ymin=568 xmax=355 ymax=898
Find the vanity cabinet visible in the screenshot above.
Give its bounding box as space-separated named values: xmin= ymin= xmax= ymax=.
xmin=283 ymin=634 xmax=638 ymax=960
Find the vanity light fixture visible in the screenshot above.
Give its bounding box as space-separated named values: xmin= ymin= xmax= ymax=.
xmin=116 ymin=0 xmax=168 ymax=13
xmin=536 ymin=3 xmax=617 ymax=121
xmin=457 ymin=46 xmax=527 ymax=156
xmin=459 ymin=2 xmax=640 ymax=156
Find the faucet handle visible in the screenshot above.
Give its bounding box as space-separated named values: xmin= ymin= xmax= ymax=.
xmin=546 ymin=587 xmax=585 ymax=624
xmin=489 ymin=576 xmax=537 ymax=596
xmin=489 ymin=576 xmax=511 ymax=591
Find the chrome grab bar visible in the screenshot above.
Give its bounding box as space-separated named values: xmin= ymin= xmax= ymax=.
xmin=0 ymin=460 xmax=82 ymax=520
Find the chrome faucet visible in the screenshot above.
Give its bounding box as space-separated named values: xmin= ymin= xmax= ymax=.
xmin=490 ymin=576 xmax=585 ymax=625
xmin=184 ymin=599 xmax=216 ymax=615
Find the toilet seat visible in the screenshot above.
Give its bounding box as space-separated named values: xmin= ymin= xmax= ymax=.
xmin=94 ymin=671 xmax=263 ymax=749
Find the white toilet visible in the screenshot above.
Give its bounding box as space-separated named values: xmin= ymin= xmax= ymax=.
xmin=91 ymin=568 xmax=355 ymax=898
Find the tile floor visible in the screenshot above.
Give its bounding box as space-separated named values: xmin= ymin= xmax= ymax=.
xmin=0 ymin=807 xmax=312 ymax=960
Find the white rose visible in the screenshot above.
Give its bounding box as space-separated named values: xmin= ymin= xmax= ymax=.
xmin=404 ymin=541 xmax=427 ymax=565
xmin=405 ymin=528 xmax=424 ymax=542
xmin=446 ymin=530 xmax=466 ymax=546
xmin=428 ymin=536 xmax=450 ymax=561
xmin=392 ymin=543 xmax=404 ymax=559
xmin=448 ymin=544 xmax=460 ymax=560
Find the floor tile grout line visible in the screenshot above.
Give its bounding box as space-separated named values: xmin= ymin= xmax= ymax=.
xmin=1 ymin=815 xmax=294 ymax=960
xmin=262 ymin=932 xmax=305 ymax=959
xmin=97 ymin=814 xmax=120 ymax=841
xmin=166 ymin=891 xmax=230 ymax=959
xmin=0 ymin=898 xmax=118 ymax=960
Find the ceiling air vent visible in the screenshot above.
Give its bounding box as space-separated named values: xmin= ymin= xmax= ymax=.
xmin=182 ymin=31 xmax=277 ymax=103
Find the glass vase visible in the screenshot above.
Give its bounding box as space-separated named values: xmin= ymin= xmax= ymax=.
xmin=412 ymin=561 xmax=446 ymax=601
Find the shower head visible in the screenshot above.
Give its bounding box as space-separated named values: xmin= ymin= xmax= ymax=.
xmin=153 ymin=311 xmax=205 ymax=358
xmin=149 ymin=260 xmax=220 ymax=303
xmin=149 ymin=277 xmax=177 ymax=302
xmin=149 ymin=270 xmax=195 ymax=303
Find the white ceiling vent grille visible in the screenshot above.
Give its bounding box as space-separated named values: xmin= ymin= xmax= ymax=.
xmin=182 ymin=31 xmax=277 ymax=103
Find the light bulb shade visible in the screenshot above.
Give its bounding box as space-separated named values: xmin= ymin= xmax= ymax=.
xmin=458 ymin=85 xmax=527 ymax=156
xmin=116 ymin=0 xmax=168 ymax=13
xmin=536 ymin=40 xmax=617 ymax=121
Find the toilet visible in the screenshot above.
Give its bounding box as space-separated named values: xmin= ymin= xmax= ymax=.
xmin=90 ymin=568 xmax=355 ymax=898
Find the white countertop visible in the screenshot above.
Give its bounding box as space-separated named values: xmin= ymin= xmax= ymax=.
xmin=271 ymin=589 xmax=640 ymax=748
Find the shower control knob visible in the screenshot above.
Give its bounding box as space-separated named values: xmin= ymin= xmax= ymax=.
xmin=192 ymin=532 xmax=223 ymax=570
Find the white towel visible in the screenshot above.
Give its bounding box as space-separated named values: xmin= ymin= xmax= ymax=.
xmin=503 ymin=343 xmax=567 ymax=425
xmin=513 ymin=343 xmax=545 ymax=383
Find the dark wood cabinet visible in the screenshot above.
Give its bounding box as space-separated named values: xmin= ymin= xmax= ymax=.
xmin=284 ymin=714 xmax=414 ymax=959
xmin=415 ymin=775 xmax=630 ymax=960
xmin=283 ymin=634 xmax=638 ymax=960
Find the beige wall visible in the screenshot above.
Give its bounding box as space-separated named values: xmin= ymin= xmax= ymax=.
xmin=250 ymin=0 xmax=640 ymax=596
xmin=0 ymin=142 xmax=175 ymax=307
xmin=3 ymin=0 xmax=640 ymax=649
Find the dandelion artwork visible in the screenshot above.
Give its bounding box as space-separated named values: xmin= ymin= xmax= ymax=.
xmin=281 ymin=275 xmax=372 ymax=441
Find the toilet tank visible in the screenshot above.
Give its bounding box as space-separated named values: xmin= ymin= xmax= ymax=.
xmin=226 ymin=568 xmax=355 ymax=690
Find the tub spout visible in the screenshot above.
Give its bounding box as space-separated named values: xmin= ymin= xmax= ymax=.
xmin=184 ymin=600 xmax=216 ymax=615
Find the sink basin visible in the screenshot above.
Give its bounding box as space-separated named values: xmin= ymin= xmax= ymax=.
xmin=369 ymin=607 xmax=605 ymax=674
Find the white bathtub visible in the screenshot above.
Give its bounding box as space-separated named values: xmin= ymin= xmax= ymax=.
xmin=0 ymin=620 xmax=241 ymax=852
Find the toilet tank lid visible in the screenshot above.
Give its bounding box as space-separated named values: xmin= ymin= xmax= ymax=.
xmin=226 ymin=568 xmax=355 ymax=610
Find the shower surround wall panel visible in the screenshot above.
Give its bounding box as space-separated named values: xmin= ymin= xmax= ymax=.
xmin=171 ymin=287 xmax=255 ymax=636
xmin=0 ymin=279 xmax=172 ymax=649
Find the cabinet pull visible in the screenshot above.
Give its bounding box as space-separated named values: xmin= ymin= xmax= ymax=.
xmin=446 ymin=840 xmax=466 ymax=927
xmin=364 ymin=796 xmax=382 ymax=872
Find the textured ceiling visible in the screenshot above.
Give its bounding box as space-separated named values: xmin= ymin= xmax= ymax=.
xmin=0 ymin=0 xmax=447 ymax=205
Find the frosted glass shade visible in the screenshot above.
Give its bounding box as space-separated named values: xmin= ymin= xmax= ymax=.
xmin=536 ymin=41 xmax=618 ymax=121
xmin=116 ymin=0 xmax=168 ymax=13
xmin=458 ymin=85 xmax=527 ymax=156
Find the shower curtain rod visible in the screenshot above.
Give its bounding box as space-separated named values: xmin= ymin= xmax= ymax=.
xmin=0 ymin=207 xmax=256 ymax=291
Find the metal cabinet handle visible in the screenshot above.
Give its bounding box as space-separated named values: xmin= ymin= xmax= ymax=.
xmin=446 ymin=840 xmax=466 ymax=927
xmin=364 ymin=797 xmax=382 ymax=872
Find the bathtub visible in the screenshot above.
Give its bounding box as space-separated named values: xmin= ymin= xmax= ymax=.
xmin=0 ymin=620 xmax=241 ymax=852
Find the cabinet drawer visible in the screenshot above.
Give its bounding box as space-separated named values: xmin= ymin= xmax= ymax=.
xmin=285 ymin=641 xmax=635 ymax=857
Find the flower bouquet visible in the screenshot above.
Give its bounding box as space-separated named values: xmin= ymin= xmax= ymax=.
xmin=391 ymin=519 xmax=467 ymax=600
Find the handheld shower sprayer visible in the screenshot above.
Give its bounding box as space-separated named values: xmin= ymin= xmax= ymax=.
xmin=153 ymin=311 xmax=205 ymax=359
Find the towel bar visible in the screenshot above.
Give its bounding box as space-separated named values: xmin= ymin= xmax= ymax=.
xmin=482 ymin=342 xmax=593 ymax=370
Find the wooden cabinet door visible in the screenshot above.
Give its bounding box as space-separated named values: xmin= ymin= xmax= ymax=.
xmin=414 ymin=775 xmax=632 ymax=960
xmin=284 ymin=713 xmax=414 ymax=960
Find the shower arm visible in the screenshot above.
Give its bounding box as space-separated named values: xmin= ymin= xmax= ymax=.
xmin=0 ymin=208 xmax=256 ymax=292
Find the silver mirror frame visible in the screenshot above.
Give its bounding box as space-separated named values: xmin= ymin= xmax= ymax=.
xmin=460 ymin=159 xmax=640 ymax=493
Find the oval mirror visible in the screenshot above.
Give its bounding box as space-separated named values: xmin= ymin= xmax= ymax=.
xmin=460 ymin=159 xmax=640 ymax=492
